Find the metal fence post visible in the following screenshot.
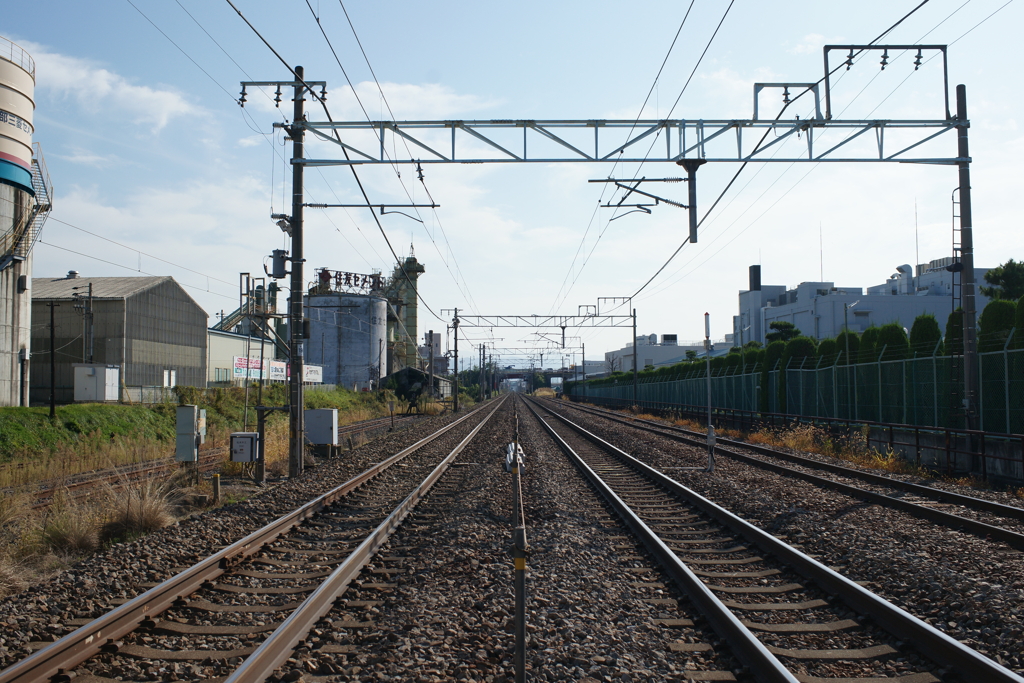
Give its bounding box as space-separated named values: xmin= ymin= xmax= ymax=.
xmin=1005 ymin=329 xmax=1015 ymax=434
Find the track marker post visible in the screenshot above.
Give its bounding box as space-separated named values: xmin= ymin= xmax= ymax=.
xmin=505 ymin=402 xmax=529 ymax=683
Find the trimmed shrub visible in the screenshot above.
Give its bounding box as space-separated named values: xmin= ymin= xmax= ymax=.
xmin=909 ymin=314 xmax=942 ymax=356
xmin=816 ymin=338 xmax=839 ymax=364
xmin=778 ymin=336 xmax=818 ymax=413
xmin=858 ymin=327 xmax=881 ymax=364
xmin=945 ymin=309 xmax=964 ymax=356
xmin=877 ymin=322 xmax=911 ymax=361
xmin=979 ymin=299 xmax=1016 ymax=352
xmin=835 ymin=330 xmax=860 ymax=365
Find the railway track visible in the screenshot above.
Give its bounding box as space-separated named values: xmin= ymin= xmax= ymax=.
xmin=0 ymin=398 xmax=504 ymax=683
xmin=523 ymin=396 xmax=1022 ymax=683
xmin=550 ymin=399 xmax=1024 ymax=550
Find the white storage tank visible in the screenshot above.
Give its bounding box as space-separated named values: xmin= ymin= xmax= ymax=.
xmin=306 ymin=291 xmax=387 ymax=389
xmin=0 ymin=36 xmax=40 ymax=407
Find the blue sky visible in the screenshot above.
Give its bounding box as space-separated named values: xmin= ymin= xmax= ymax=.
xmin=3 ymin=0 xmax=1021 ymax=368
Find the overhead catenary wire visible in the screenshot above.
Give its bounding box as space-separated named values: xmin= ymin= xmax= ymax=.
xmin=37 ymin=240 xmax=239 ymax=301
xmin=550 ymin=0 xmax=736 ymax=314
xmin=621 ymin=0 xmax=937 ymax=304
xmin=641 ymin=0 xmax=1004 ymax=301
xmin=302 ymin=0 xmax=480 ymax=314
xmin=225 ymin=0 xmax=448 ymax=324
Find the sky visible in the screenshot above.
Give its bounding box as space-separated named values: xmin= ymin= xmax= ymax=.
xmin=3 ymin=0 xmax=1022 ymax=370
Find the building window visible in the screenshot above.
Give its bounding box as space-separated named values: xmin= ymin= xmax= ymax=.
xmin=163 ymin=369 xmax=177 ymax=387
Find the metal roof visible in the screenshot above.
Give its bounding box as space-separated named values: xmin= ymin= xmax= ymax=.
xmin=32 ymin=275 xmax=176 ymax=300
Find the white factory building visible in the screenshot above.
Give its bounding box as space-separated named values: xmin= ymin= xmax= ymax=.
xmin=604 ymin=332 xmax=734 ymax=373
xmin=733 ymin=260 xmax=993 ymax=346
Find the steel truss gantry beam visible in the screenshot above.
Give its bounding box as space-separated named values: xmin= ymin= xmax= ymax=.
xmin=454 ymin=315 xmax=632 ymax=329
xmin=293 ymin=117 xmax=962 ymax=166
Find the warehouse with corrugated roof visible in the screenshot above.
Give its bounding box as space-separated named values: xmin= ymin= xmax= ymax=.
xmin=31 ymin=273 xmax=207 ymax=403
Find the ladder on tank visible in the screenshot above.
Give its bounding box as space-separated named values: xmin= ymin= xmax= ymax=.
xmin=0 ymin=143 xmax=52 ymax=272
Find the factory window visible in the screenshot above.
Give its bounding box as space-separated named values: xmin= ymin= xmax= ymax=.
xmin=163 ymin=369 xmax=177 ymax=387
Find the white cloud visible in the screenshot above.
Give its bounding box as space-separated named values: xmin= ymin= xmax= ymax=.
xmin=332 ymin=81 xmax=499 ymax=120
xmin=23 ymin=41 xmax=196 ymax=132
xmin=237 ymin=135 xmax=266 ymax=148
xmin=787 ymin=33 xmax=844 ymax=56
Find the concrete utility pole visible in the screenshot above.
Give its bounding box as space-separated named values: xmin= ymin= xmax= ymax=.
xmin=632 ymin=308 xmax=638 ymax=406
xmin=427 ymin=329 xmax=434 ymax=399
xmin=955 ymin=84 xmax=979 ymax=428
xmin=288 ymin=66 xmax=307 ymax=479
xmin=47 ymin=302 xmax=59 ymax=418
xmin=452 ymin=309 xmax=460 ymax=411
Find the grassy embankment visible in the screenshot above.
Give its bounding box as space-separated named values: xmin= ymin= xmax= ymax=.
xmin=0 ymin=385 xmax=399 ymax=595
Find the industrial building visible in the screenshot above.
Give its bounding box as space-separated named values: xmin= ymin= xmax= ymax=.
xmin=305 ymin=267 xmax=387 ymax=391
xmin=418 ymin=330 xmax=449 ymax=376
xmin=733 ymin=260 xmax=993 ymax=345
xmin=604 ymin=332 xmax=733 ymax=372
xmin=0 ymin=37 xmax=52 ymax=406
xmin=31 ymin=274 xmax=207 ymax=403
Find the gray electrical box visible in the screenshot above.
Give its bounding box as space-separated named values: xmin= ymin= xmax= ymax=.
xmin=176 ymin=405 xmax=199 ymax=462
xmin=304 ymin=409 xmax=338 ymax=446
xmin=231 ymin=432 xmax=260 ymax=462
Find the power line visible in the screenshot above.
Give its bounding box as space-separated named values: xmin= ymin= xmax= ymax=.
xmin=302 ymin=0 xmax=480 ymax=313
xmin=549 ymin=2 xmax=696 ymax=312
xmin=225 ymin=0 xmax=447 ymax=323
xmin=550 ymin=0 xmax=736 ymax=314
xmin=37 ymin=240 xmax=238 ymax=302
xmin=623 ymin=0 xmax=936 ymax=302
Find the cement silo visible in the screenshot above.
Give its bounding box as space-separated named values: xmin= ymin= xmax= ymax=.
xmin=306 ymin=269 xmax=388 ymax=390
xmin=0 ymin=36 xmax=51 ymax=406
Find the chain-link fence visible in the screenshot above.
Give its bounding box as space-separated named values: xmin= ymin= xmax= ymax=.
xmin=572 ymin=347 xmax=1024 ymax=435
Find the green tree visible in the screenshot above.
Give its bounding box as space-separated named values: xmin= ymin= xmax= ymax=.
xmin=909 ymin=314 xmax=942 ymax=356
xmin=685 ymin=349 xmax=698 ymax=361
xmin=835 ymin=330 xmax=860 ymax=365
xmin=858 ymin=326 xmax=881 ymax=364
xmin=978 ymin=299 xmax=1017 ymax=352
xmin=742 ymin=340 xmax=763 ymax=350
xmin=765 ymin=321 xmax=801 ymax=343
xmin=980 ymin=258 xmax=1024 ymax=301
xmin=877 ymin=322 xmax=911 ymax=361
xmin=945 ymin=309 xmax=964 ymax=356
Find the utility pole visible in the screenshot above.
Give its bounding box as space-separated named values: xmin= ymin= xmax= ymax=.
xmin=705 ymin=312 xmax=715 ymax=472
xmin=427 ymin=329 xmax=434 ymax=399
xmin=452 ymin=309 xmax=460 ymax=411
xmin=288 ymin=66 xmax=307 ymax=479
xmin=47 ymin=302 xmax=59 ymax=418
xmin=632 ymin=307 xmax=638 ymax=406
xmin=955 ymin=84 xmax=979 ymax=429
xmin=242 ymin=68 xmax=328 ymax=478
xmin=479 ymin=344 xmax=485 ymax=401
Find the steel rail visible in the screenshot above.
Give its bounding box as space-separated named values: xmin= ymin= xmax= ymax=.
xmin=0 ymin=404 xmax=491 ymax=683
xmin=593 ymin=402 xmax=1024 ymax=521
xmin=226 ymin=396 xmax=507 ymax=683
xmin=554 ymin=400 xmax=1024 ymax=548
xmin=521 ymin=398 xmax=799 ymax=683
xmin=530 ymin=398 xmax=1024 ymax=683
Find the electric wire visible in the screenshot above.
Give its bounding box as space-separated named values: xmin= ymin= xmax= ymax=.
xmin=636 ymin=0 xmax=1001 ymax=305
xmin=303 ymin=0 xmax=480 ymax=313
xmin=548 ymin=2 xmax=697 ymax=313
xmin=36 ymin=240 xmax=238 ymax=301
xmin=225 ymin=0 xmax=447 ymax=324
xmin=550 ymin=0 xmax=736 ymax=314
xmin=621 ymin=0 xmax=937 ymax=303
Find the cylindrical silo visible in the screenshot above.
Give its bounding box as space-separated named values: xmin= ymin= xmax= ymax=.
xmin=306 ymin=292 xmax=387 ymax=390
xmin=0 ymin=36 xmax=37 ymax=406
